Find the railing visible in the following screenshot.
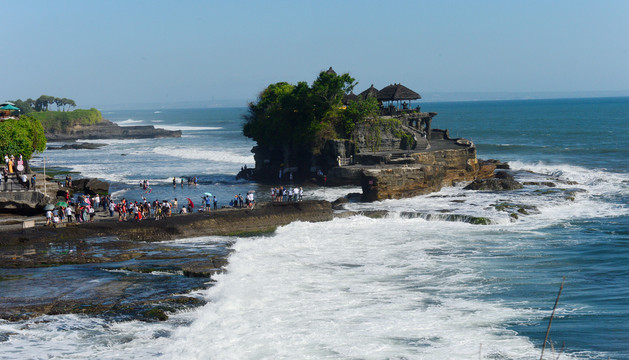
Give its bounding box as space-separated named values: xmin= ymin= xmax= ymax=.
xmin=0 ymin=179 xmax=33 ymax=192
xmin=337 ymin=156 xmax=352 ymax=166
xmin=379 ymin=107 xmax=421 ymax=117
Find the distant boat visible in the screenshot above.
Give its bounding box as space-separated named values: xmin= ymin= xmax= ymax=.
xmin=154 ymin=111 xmax=161 ymax=114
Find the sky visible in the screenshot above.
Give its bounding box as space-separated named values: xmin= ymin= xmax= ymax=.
xmin=2 ymin=0 xmax=628 ymax=108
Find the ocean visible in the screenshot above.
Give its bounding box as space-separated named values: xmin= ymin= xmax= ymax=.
xmin=3 ymin=97 xmax=628 ymax=359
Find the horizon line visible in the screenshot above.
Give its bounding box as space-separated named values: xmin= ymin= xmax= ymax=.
xmin=94 ymin=90 xmax=629 ymax=111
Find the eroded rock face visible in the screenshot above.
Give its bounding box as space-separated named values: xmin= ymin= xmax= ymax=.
xmin=360 ymin=147 xmax=494 ymax=201
xmin=0 ymin=191 xmax=51 ymax=215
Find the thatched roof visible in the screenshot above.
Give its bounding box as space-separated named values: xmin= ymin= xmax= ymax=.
xmin=377 ymin=83 xmax=421 ymax=101
xmin=342 ymin=92 xmax=359 ymax=104
xmin=359 ymin=84 xmax=380 ymax=100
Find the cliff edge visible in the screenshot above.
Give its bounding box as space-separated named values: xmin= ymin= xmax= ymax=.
xmin=45 ymin=118 xmax=181 ymax=141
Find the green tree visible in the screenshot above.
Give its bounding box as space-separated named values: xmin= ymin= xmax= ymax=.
xmin=243 ymin=69 xmax=366 ymax=177
xmin=0 ymin=116 xmax=47 ymax=160
xmin=54 ymin=97 xmax=63 ymax=111
xmin=339 ymin=96 xmax=380 ymax=138
xmin=35 ymin=95 xmax=49 ymax=111
xmin=66 ymin=99 xmax=77 ymax=111
xmin=12 ymin=96 xmax=76 ymax=113
xmin=243 ymin=71 xmax=356 ymax=149
xmin=11 ymin=99 xmax=33 ymax=114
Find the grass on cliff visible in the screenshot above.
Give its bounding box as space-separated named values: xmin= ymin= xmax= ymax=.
xmin=30 ymin=108 xmax=103 ymax=133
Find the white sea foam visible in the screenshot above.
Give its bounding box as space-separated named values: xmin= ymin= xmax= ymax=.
xmin=154 ymin=125 xmax=223 ymax=131
xmin=110 ymin=189 xmax=129 ymax=200
xmin=341 ymin=161 xmax=628 ymax=229
xmin=0 ymin=216 xmax=593 ymax=359
xmin=151 ymin=146 xmax=253 ymax=164
xmin=76 ymin=138 xmax=147 ymax=145
xmin=163 ymin=218 xmax=550 ymax=359
xmin=307 ymin=185 xmax=363 ymax=202
xmin=0 ymin=314 xmax=178 ymax=359
xmin=116 ymin=119 xmax=145 ymax=126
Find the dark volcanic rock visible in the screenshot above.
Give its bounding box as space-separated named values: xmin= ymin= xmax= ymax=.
xmin=523 ymin=181 xmax=557 ymax=187
xmin=482 ymin=159 xmax=510 ymax=169
xmin=332 ymin=197 xmax=349 ymax=210
xmin=181 ymin=258 xmax=228 ymax=277
xmin=494 ymin=171 xmax=515 ymax=181
xmin=71 ymin=178 xmax=110 ymax=195
xmin=464 ymin=178 xmax=523 ymax=191
xmin=47 ymin=143 xmax=106 ymax=150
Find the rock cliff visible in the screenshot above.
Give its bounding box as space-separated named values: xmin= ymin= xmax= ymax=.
xmin=45 ymin=119 xmax=181 ymax=141
xmin=327 ymin=130 xmax=498 ymax=201
xmin=360 ymin=147 xmax=488 ymax=201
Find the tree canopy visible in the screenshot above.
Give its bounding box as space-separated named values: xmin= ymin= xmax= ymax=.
xmin=0 ymin=116 xmax=47 ymax=160
xmin=10 ymin=95 xmax=77 ymax=114
xmin=243 ymin=70 xmax=378 ymax=155
xmin=242 ymin=69 xmax=384 ymax=179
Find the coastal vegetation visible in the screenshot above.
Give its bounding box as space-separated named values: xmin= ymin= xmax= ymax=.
xmin=243 ymin=70 xmax=385 ymax=177
xmin=0 ymin=116 xmax=47 ymax=160
xmin=243 ymin=70 xmax=368 ymax=151
xmin=29 ymin=108 xmax=103 ymax=133
xmin=10 ymin=95 xmax=77 ymax=114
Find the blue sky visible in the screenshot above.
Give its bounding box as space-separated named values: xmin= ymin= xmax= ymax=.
xmin=2 ymin=0 xmax=628 ymax=108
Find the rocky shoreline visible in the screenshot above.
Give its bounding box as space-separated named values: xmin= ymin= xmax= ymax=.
xmin=0 ymin=127 xmax=512 ymax=322
xmin=45 ymin=118 xmax=181 ymax=141
xmin=0 ymin=200 xmax=332 ymax=321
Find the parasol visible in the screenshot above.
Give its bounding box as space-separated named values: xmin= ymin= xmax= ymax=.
xmin=56 ymin=201 xmax=69 ymax=207
xmin=0 ymin=104 xmax=20 ymax=111
xmin=44 ymin=204 xmax=55 ymax=211
xmin=186 ymin=198 xmax=194 ymax=208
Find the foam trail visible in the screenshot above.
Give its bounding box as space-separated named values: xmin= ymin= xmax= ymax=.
xmin=151 ymin=147 xmax=253 ymax=164
xmin=116 ymin=119 xmax=145 ymax=126
xmin=154 ymin=125 xmax=224 ymax=131
xmin=166 ymin=218 xmax=546 ymax=359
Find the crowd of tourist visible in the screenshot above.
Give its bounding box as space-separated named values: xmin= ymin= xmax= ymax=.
xmin=228 ymin=191 xmax=256 ymax=209
xmin=270 ymin=186 xmax=303 ymax=202
xmin=39 ymin=173 xmax=316 ymax=227
xmin=45 ymin=193 xmax=105 ymax=225
xmin=2 ymin=154 xmax=36 ymax=190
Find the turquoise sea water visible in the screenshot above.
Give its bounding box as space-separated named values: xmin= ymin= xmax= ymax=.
xmin=7 ymin=97 xmax=629 ymax=359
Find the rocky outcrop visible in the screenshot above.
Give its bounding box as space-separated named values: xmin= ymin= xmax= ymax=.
xmin=464 ymin=178 xmax=523 ymax=191
xmin=0 ymin=190 xmax=51 ymax=215
xmin=70 ymin=178 xmax=110 ymax=195
xmin=45 ymin=119 xmax=181 ymax=141
xmin=47 ymin=143 xmax=106 ymax=150
xmin=358 ymin=144 xmax=494 ymax=201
